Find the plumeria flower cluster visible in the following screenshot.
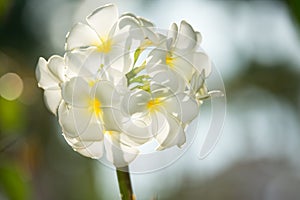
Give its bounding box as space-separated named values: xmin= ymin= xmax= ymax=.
xmin=36 ymin=4 xmax=213 ymax=168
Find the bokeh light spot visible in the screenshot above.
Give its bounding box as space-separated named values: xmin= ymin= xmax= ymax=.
xmin=0 ymin=73 xmax=24 ymax=101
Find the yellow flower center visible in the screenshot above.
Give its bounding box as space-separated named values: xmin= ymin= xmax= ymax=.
xmin=147 ymin=98 xmax=163 ymax=112
xmin=166 ymin=54 xmax=175 ymax=67
xmin=104 ymin=131 xmax=113 ymax=135
xmin=89 ymin=98 xmax=102 ymax=116
xmin=88 ymin=80 xmax=96 ymax=87
xmin=94 ymin=37 xmax=113 ymax=53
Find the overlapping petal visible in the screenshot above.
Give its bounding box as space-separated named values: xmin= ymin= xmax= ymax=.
xmin=64 ymin=135 xmax=104 ymax=159
xmin=65 ymin=23 xmax=100 ymax=51
xmin=104 ymin=132 xmax=139 ymax=168
xmin=167 ymin=23 xmax=178 ymax=44
xmin=86 ymin=4 xmax=118 ymax=38
xmin=151 ymin=69 xmax=186 ymax=94
xmin=93 ymin=80 xmax=120 ymax=107
xmin=62 ymin=77 xmax=90 ymax=107
xmin=192 ymin=51 xmax=211 ymax=77
xmin=36 ymin=56 xmax=66 ymax=115
xmin=121 ymin=89 xmax=150 ymax=115
xmin=36 ymin=56 xmax=64 ymax=90
xmin=163 ymin=93 xmax=199 ymax=123
xmin=175 ymin=20 xmax=197 ymax=51
xmin=155 ymin=112 xmax=186 ymax=150
xmin=58 ymin=102 xmax=93 ymax=138
xmin=44 ymin=89 xmax=62 ymax=114
xmin=75 ymin=141 xmax=104 ymax=159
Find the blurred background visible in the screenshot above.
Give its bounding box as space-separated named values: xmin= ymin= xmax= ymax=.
xmin=1 ymin=0 xmax=300 ymax=199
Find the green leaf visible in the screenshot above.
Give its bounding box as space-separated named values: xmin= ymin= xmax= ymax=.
xmin=126 ymin=61 xmax=147 ymax=86
xmin=133 ymin=48 xmax=141 ymax=66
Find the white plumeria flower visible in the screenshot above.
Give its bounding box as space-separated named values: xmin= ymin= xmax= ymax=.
xmin=36 ymin=48 xmax=127 ymax=116
xmin=58 ymin=76 xmax=139 ymax=167
xmin=147 ymin=20 xmax=211 ymax=82
xmin=35 ymin=3 xmax=218 ymax=168
xmin=122 ymin=70 xmax=199 ymax=150
xmin=65 ymin=4 xmax=143 ymax=75
xmin=36 ymin=55 xmax=66 ymax=115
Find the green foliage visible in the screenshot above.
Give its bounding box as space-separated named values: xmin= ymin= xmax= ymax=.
xmin=0 ymin=160 xmax=31 ymax=200
xmin=0 ymin=98 xmax=25 ymax=134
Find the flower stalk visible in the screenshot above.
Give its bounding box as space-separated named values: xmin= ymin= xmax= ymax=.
xmin=126 ymin=62 xmax=146 ymax=85
xmin=116 ymin=166 xmax=135 ymax=200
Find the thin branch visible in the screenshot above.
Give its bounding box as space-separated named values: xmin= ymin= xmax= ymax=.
xmin=116 ymin=166 xmax=135 ymax=200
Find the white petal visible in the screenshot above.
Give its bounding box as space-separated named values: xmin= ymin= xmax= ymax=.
xmin=104 ymin=46 xmax=132 ymax=74
xmin=62 ymin=77 xmax=90 ymax=107
xmin=151 ymin=70 xmax=186 ymax=93
xmin=150 ymin=83 xmax=173 ymax=100
xmin=173 ymin=56 xmax=195 ymax=81
xmin=150 ymin=111 xmax=169 ymax=137
xmin=175 ymin=20 xmax=197 ymax=51
xmin=102 ymin=108 xmax=154 ymax=145
xmin=78 ymin=115 xmax=104 ymax=141
xmin=106 ymin=118 xmax=149 ymax=145
xmin=148 ymin=48 xmax=168 ymax=65
xmin=48 ymin=55 xmax=66 ymax=82
xmin=65 ymin=51 xmax=84 ymax=78
xmin=101 ymin=107 xmax=126 ymax=132
xmin=138 ymin=17 xmax=154 ymax=27
xmin=65 ymin=23 xmax=100 ymax=51
xmin=125 ymin=14 xmax=160 ymax=45
xmin=93 ymin=81 xmax=120 ymax=107
xmin=118 ymin=131 xmax=149 ymax=147
xmin=156 ymin=112 xmax=186 ymax=150
xmin=99 ymin=67 xmax=127 ymax=86
xmin=189 ymin=72 xmax=206 ymax=97
xmin=76 ymin=141 xmax=104 ymax=159
xmin=195 ymin=31 xmax=202 ymax=46
xmin=86 ymin=4 xmax=118 ymax=37
xmin=63 ymin=134 xmax=92 ymax=149
xmin=146 ymin=49 xmax=169 ymax=74
xmin=143 ymin=28 xmax=161 ymax=45
xmin=63 ymin=134 xmax=104 ymax=159
xmin=121 ymin=89 xmax=150 ymax=115
xmin=104 ymin=133 xmax=139 ymax=167
xmin=80 ymin=49 xmax=103 ymax=76
xmin=44 ymin=89 xmax=61 ymax=115
xmin=167 ymin=23 xmax=178 ymax=44
xmin=153 ymin=46 xmax=169 ymax=57
xmin=59 ymin=105 xmax=105 ymax=143
xmin=65 ymin=48 xmax=98 ymax=78
xmin=119 ymin=115 xmax=154 ymax=144
xmin=117 ymin=15 xmax=141 ymax=38
xmin=164 ymin=93 xmax=199 ymax=123
xmin=58 ymin=102 xmax=92 ymax=138
xmin=36 ymin=57 xmax=60 ymax=89
xmin=193 ymin=52 xmax=211 ymax=77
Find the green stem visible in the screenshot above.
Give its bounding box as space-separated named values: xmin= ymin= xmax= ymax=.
xmin=116 ymin=166 xmax=135 ymax=200
xmin=126 ymin=63 xmax=146 ymax=86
